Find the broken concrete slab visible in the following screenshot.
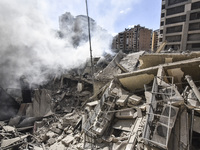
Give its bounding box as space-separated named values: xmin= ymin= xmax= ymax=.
xmin=2 ymin=126 xmax=15 ymax=132
xmin=116 ymin=94 xmax=129 ymax=107
xmin=139 ymin=52 xmax=200 ymax=69
xmin=128 ymin=94 xmax=142 ymax=105
xmin=61 ymin=134 xmax=74 ymax=146
xmin=117 ymin=57 xmax=200 ymax=92
xmin=115 ymin=109 xmax=135 ymax=119
xmin=1 ymin=135 xmax=29 ymax=148
xmin=33 ymin=89 xmax=53 ymax=117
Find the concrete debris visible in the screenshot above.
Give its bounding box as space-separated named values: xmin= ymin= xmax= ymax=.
xmin=1 ymin=51 xmax=200 ymax=149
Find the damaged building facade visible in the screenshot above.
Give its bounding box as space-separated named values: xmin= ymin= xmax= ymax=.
xmin=159 ymin=0 xmax=200 ymax=51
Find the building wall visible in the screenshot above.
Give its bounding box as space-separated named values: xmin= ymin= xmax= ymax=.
xmin=112 ymin=25 xmax=152 ymax=53
xmin=139 ymin=28 xmax=152 ymax=51
xmin=159 ymin=0 xmax=200 ymax=51
xmin=152 ymin=30 xmax=159 ymax=52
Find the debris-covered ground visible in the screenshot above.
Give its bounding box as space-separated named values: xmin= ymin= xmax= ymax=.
xmin=1 ymin=51 xmax=200 ymax=150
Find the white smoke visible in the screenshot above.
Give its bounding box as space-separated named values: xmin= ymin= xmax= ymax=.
xmin=0 ymin=0 xmax=113 ymax=88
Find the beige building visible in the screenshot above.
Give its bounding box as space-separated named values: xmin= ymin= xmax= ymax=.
xmin=159 ymin=0 xmax=200 ymax=51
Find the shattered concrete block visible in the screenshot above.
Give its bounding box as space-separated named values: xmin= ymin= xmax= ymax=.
xmin=1 ymin=135 xmax=28 ymax=148
xmin=64 ymin=128 xmax=73 ymax=134
xmin=116 ymin=95 xmax=129 ymax=106
xmin=115 ymin=110 xmax=135 ymax=119
xmin=128 ymin=94 xmax=142 ymax=105
xmin=111 ymin=87 xmax=122 ymax=96
xmin=50 ymin=127 xmax=62 ymax=135
xmin=48 ymin=138 xmax=56 ymax=145
xmin=86 ymin=100 xmax=99 ymax=107
xmin=2 ymin=126 xmax=15 ymax=132
xmin=46 ymin=131 xmax=57 ymax=138
xmin=61 ymin=134 xmax=74 ymax=146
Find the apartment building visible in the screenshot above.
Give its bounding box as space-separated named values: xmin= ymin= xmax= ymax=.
xmin=113 ymin=25 xmax=152 ymax=53
xmin=159 ymin=0 xmax=200 ymax=51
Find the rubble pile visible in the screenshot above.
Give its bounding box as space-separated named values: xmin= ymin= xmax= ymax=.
xmin=1 ymin=51 xmax=200 ymax=149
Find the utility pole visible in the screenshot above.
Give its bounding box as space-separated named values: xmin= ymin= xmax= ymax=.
xmin=85 ymin=0 xmax=94 ymax=88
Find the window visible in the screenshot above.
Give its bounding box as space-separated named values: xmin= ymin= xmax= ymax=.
xmin=166 ymin=5 xmax=184 ymax=16
xmin=190 ymin=12 xmax=200 ymax=21
xmin=192 ymin=43 xmax=200 ymax=48
xmin=189 ymin=23 xmax=200 ymax=31
xmin=188 ymin=34 xmax=200 ymax=41
xmin=166 ymin=35 xmax=181 ymax=42
xmin=166 ymin=25 xmax=182 ymax=33
xmin=191 ymin=2 xmax=200 ymax=10
xmin=166 ymin=15 xmax=186 ymax=25
xmin=168 ymin=0 xmax=188 ymax=6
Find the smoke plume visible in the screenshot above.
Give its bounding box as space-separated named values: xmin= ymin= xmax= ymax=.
xmin=0 ymin=0 xmax=112 ymax=88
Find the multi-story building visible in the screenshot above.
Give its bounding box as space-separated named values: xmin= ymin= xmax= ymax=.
xmin=151 ymin=29 xmax=159 ymax=52
xmin=113 ymin=25 xmax=152 ymax=53
xmin=159 ymin=0 xmax=200 ymax=51
xmin=139 ymin=27 xmax=152 ymax=51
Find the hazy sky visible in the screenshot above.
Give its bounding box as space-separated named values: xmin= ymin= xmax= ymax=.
xmin=44 ymin=0 xmax=162 ymax=34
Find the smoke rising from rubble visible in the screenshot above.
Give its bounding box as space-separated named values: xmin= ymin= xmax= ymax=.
xmin=0 ymin=0 xmax=113 ymax=88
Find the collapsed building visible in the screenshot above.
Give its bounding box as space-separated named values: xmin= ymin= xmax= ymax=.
xmin=1 ymin=51 xmax=200 ymax=150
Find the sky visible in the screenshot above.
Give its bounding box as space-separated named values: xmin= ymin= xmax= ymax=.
xmin=43 ymin=0 xmax=162 ymax=35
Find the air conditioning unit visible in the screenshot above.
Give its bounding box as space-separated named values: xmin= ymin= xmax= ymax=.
xmin=159 ymin=104 xmax=179 ymax=127
xmin=152 ymin=122 xmax=171 ymax=148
